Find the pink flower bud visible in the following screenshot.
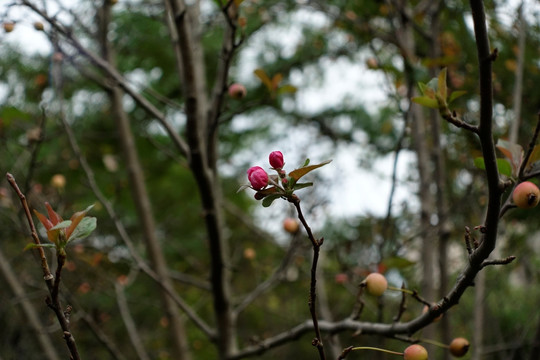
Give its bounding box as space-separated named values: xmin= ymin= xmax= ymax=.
xmin=247 ymin=166 xmax=268 ymax=190
xmin=269 ymin=151 xmax=284 ymax=169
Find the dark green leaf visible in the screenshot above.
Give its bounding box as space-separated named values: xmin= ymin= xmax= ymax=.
xmin=292 ymin=182 xmax=313 ymax=190
xmin=262 ymin=194 xmax=281 ymax=207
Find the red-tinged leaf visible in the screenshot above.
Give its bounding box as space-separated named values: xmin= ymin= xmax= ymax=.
xmin=45 ymin=202 xmax=62 ymax=224
xmin=496 ymin=139 xmax=523 ymax=176
xmin=33 ymin=209 xmax=53 ymax=230
xmin=271 ymin=73 xmax=283 ymax=90
xmin=438 ymin=68 xmax=448 ymax=100
xmin=525 ymin=144 xmax=540 ymax=170
xmin=288 ymin=160 xmax=332 ymax=181
xmin=449 ymin=90 xmax=467 ymax=103
xmin=412 ymin=96 xmax=438 ymax=109
xmin=254 ymin=69 xmax=273 ymax=92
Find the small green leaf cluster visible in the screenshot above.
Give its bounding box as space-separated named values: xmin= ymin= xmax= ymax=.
xmin=411 ymin=68 xmax=466 ymax=110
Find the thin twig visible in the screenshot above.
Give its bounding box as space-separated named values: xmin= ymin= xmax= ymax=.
xmin=519 ymin=112 xmax=540 ymax=179
xmin=481 ymin=256 xmax=516 ymax=268
xmin=292 ymin=198 xmax=326 ymax=360
xmin=7 ymin=173 xmax=81 ymax=360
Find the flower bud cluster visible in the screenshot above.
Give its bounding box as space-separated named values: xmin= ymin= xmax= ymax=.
xmin=246 ymin=151 xmax=289 ymax=196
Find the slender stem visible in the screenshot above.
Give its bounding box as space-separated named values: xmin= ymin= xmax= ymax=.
xmin=388 ymin=286 xmax=414 ymax=295
xmin=519 ymin=112 xmax=540 ymax=179
xmin=420 ymin=338 xmax=450 ymax=349
xmin=6 ymin=173 xmax=53 ymax=283
xmin=350 ymin=346 xmax=403 ymax=356
xmin=7 ymin=173 xmax=81 ymax=360
xmin=292 ymin=199 xmax=326 ymax=360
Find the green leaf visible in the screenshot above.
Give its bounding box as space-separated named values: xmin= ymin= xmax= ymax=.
xmin=67 ymin=217 xmax=97 ymax=243
xmin=302 ymin=158 xmax=310 ymax=167
xmin=23 ymin=243 xmax=55 ymax=251
xmin=237 ymin=184 xmax=251 ymax=193
xmin=474 ymin=157 xmax=512 ymax=177
xmin=50 ymin=220 xmax=72 ymax=230
xmin=381 ymin=256 xmax=416 ymax=269
xmin=292 ymin=182 xmax=313 ymax=190
xmin=278 ymin=84 xmax=297 ymax=95
xmin=288 ymin=159 xmax=332 ymax=181
xmin=411 ymin=96 xmax=438 ymax=109
xmin=437 ymin=68 xmax=448 ymax=100
xmin=418 ymin=82 xmax=429 ymax=96
xmin=449 ymin=90 xmax=467 ymax=103
xmin=262 ymin=194 xmax=282 ymax=207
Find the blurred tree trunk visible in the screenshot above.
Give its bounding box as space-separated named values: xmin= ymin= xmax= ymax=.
xmin=165 ymin=0 xmax=237 ymax=357
xmin=0 ymin=248 xmax=60 ymax=360
xmin=98 ymin=4 xmax=192 ymax=359
xmin=397 ymin=3 xmax=438 ymax=351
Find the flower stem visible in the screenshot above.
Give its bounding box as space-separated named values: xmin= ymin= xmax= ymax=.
xmin=350 ymin=346 xmax=403 ymax=356
xmin=388 ymin=285 xmax=414 ymax=295
xmin=420 ymin=338 xmax=450 ymax=349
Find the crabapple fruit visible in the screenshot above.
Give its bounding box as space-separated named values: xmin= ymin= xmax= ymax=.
xmin=228 ymin=83 xmax=247 ymax=99
xmin=365 ymin=272 xmax=388 ymax=297
xmin=449 ymin=337 xmax=470 ymax=357
xmin=403 ymin=344 xmax=428 ymax=360
xmin=512 ymin=181 xmax=540 ymax=209
xmin=3 ymin=22 xmax=14 ymax=33
xmin=283 ymin=218 xmax=299 ymax=234
xmin=51 ymin=174 xmax=66 ymax=189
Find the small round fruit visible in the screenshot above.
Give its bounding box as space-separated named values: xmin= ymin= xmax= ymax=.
xmin=3 ymin=22 xmax=15 ymax=33
xmin=283 ymin=218 xmax=299 ymax=234
xmin=403 ymin=344 xmax=428 ymax=360
xmin=365 ymin=272 xmax=388 ymax=297
xmin=228 ymin=83 xmax=247 ymax=99
xmin=449 ymin=337 xmax=470 ymax=357
xmin=33 ymin=22 xmax=44 ymax=31
xmin=243 ymin=247 xmax=256 ymax=260
xmin=512 ymin=181 xmax=540 ymax=209
xmin=50 ymin=174 xmax=66 ymax=189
